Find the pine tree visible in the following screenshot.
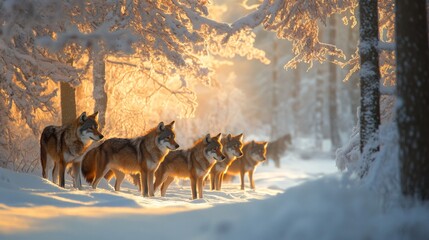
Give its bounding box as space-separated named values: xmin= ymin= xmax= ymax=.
xmin=358 ymin=0 xmax=381 ymax=161
xmin=395 ymin=0 xmax=429 ymax=200
xmin=328 ymin=15 xmax=341 ymax=150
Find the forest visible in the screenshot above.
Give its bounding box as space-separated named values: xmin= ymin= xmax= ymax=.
xmin=0 ymin=0 xmax=428 ymax=239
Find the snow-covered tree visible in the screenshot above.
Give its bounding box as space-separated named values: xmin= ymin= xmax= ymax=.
xmin=358 ymin=0 xmax=381 ymax=175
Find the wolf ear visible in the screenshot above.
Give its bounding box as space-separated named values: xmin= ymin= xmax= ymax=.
xmin=204 ymin=134 xmax=211 ymax=144
xmin=169 ymin=121 xmax=175 ymax=130
xmin=236 ymin=133 xmax=244 ymax=142
xmin=89 ymin=111 xmax=99 ymax=119
xmin=227 ymin=134 xmax=232 ymax=141
xmin=157 ymin=122 xmax=165 ymax=132
xmin=214 ymin=133 xmax=222 ymax=142
xmin=78 ymin=112 xmax=87 ymax=123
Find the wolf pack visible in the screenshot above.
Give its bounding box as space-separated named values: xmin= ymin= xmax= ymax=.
xmin=40 ymin=111 xmax=290 ymax=199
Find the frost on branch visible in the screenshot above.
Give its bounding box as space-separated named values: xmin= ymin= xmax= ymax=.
xmin=227 ymin=0 xmax=357 ymax=69
xmin=342 ymin=0 xmax=396 ymax=86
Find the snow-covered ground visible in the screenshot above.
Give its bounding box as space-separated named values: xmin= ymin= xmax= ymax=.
xmin=1 ymin=148 xmax=428 ymax=240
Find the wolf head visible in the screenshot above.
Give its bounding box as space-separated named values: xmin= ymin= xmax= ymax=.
xmin=223 ymin=133 xmax=244 ymax=159
xmin=156 ymin=121 xmax=180 ymax=151
xmin=203 ymin=133 xmax=225 ymax=163
xmin=249 ymin=140 xmax=268 ymax=162
xmin=77 ymin=112 xmax=104 ymax=143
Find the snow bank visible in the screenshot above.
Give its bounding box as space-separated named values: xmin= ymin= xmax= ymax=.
xmin=1 ymin=151 xmax=428 ymax=240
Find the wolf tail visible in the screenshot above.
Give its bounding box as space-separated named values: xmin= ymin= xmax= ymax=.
xmin=81 ymin=148 xmax=98 ymax=184
xmin=40 ymin=126 xmax=55 ymax=179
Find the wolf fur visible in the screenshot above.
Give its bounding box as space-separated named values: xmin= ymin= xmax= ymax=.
xmin=154 ymin=133 xmax=225 ymax=199
xmin=81 ymin=121 xmax=179 ymax=197
xmin=226 ymin=140 xmax=268 ymax=190
xmin=40 ymin=112 xmax=103 ymax=189
xmin=209 ymin=133 xmax=244 ymax=191
xmin=266 ymin=133 xmax=292 ymax=168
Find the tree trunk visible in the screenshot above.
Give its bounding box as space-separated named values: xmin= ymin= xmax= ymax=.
xmin=291 ymin=65 xmax=301 ymax=138
xmin=92 ymin=50 xmax=107 ymax=132
xmin=328 ymin=15 xmax=341 ymax=150
xmin=60 ymin=58 xmax=77 ymax=125
xmin=347 ymin=22 xmax=360 ymax=125
xmin=270 ymin=40 xmax=280 ymax=167
xmin=395 ymin=0 xmax=429 ymax=200
xmin=315 ymin=65 xmax=324 ymax=150
xmin=358 ymin=0 xmax=381 ymax=158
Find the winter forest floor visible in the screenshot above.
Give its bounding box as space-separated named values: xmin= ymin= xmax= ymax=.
xmin=1 ymin=141 xmax=428 ymax=240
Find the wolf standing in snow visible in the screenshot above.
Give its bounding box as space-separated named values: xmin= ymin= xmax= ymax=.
xmin=226 ymin=140 xmax=268 ymax=190
xmin=209 ymin=133 xmax=244 ymax=191
xmin=81 ymin=121 xmax=179 ymax=197
xmin=267 ymin=133 xmax=291 ymax=168
xmin=154 ymin=133 xmax=225 ymax=199
xmin=40 ymin=112 xmax=104 ymax=189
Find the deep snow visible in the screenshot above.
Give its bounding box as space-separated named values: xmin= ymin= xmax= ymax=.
xmin=0 ymin=148 xmax=428 ymax=240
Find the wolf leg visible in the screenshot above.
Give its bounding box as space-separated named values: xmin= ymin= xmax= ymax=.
xmin=215 ymin=173 xmax=223 ymax=191
xmin=154 ymin=171 xmax=167 ymax=193
xmin=217 ymin=173 xmax=225 ymax=191
xmin=140 ymin=170 xmax=148 ymax=197
xmin=210 ymin=172 xmax=216 ymax=191
xmin=104 ymin=170 xmax=114 ymax=182
xmin=240 ymin=170 xmax=245 ymax=190
xmin=58 ymin=158 xmax=66 ymax=188
xmin=52 ymin=162 xmax=58 ymax=185
xmin=274 ymin=156 xmax=280 ymax=168
xmin=147 ymin=170 xmax=155 ymax=197
xmin=249 ymin=169 xmax=255 ymax=189
xmin=197 ymin=177 xmax=204 ymax=199
xmin=71 ymin=162 xmax=82 ymax=190
xmin=130 ymin=174 xmax=141 ymax=191
xmin=190 ymin=176 xmax=197 ymax=200
xmin=92 ymin=167 xmax=110 ymax=189
xmin=160 ymin=176 xmax=174 ymax=197
xmin=113 ymin=170 xmax=125 ymax=191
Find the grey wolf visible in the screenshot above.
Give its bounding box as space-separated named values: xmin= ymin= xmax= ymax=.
xmin=226 ymin=140 xmax=268 ymax=190
xmin=81 ymin=121 xmax=179 ymax=197
xmin=154 ymin=133 xmax=225 ymax=199
xmin=267 ymin=133 xmax=291 ymax=168
xmin=40 ymin=111 xmax=103 ymax=188
xmin=209 ymin=133 xmax=244 ymax=191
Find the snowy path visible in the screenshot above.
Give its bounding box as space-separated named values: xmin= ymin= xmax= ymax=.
xmin=1 ymin=151 xmax=428 ymax=240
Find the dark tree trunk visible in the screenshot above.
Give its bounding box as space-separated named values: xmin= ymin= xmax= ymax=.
xmin=328 ymin=15 xmax=341 ymax=150
xmin=92 ymin=50 xmax=107 ymax=132
xmin=358 ymin=0 xmax=381 ymax=157
xmin=395 ymin=0 xmax=429 ymax=200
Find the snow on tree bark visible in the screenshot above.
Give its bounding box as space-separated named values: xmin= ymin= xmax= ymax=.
xmin=358 ymin=0 xmax=381 ymax=161
xmin=395 ymin=0 xmax=429 ymax=200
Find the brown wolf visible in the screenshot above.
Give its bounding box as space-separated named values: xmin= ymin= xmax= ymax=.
xmin=266 ymin=133 xmax=292 ymax=168
xmin=81 ymin=121 xmax=179 ymax=197
xmin=226 ymin=140 xmax=268 ymax=190
xmin=40 ymin=112 xmax=104 ymax=188
xmin=154 ymin=133 xmax=225 ymax=199
xmin=209 ymin=133 xmax=244 ymax=191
